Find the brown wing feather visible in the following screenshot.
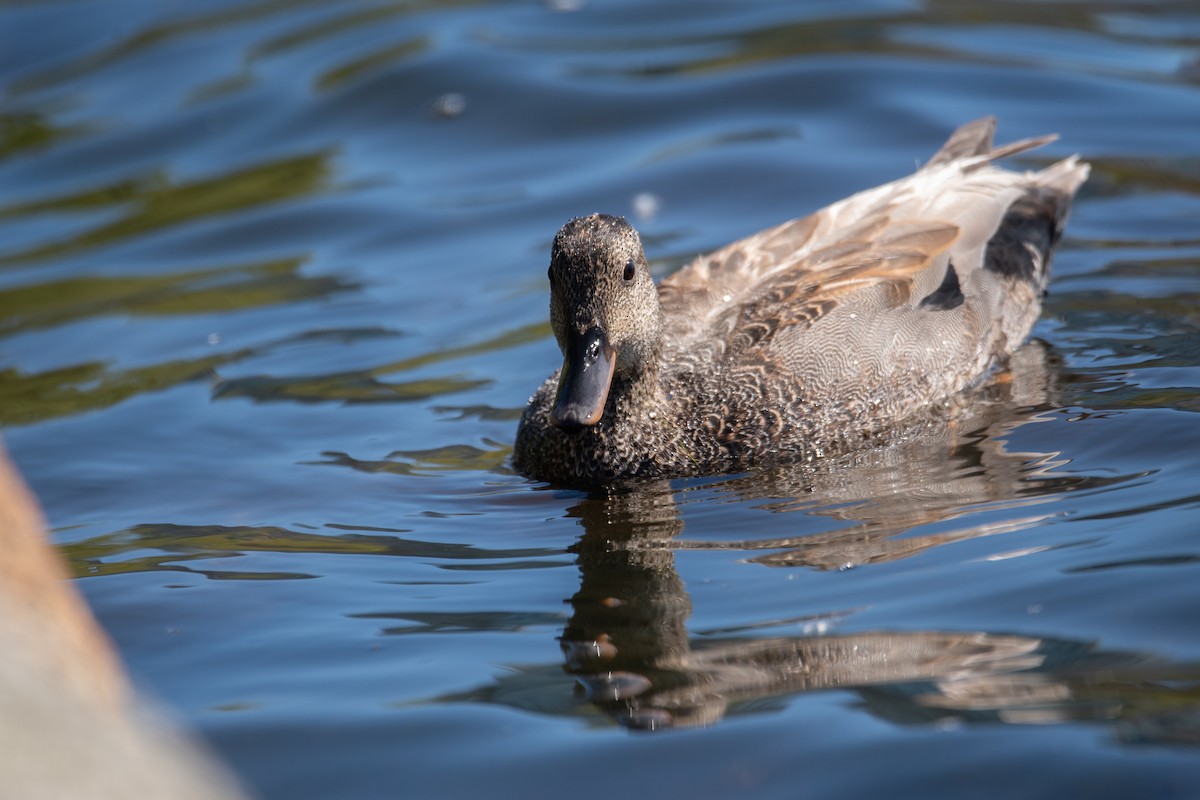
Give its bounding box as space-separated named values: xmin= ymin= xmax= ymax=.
xmin=662 ymin=199 xmax=959 ymax=354
xmin=723 ymin=217 xmax=959 ymax=357
xmin=658 ymin=118 xmax=1068 ymax=363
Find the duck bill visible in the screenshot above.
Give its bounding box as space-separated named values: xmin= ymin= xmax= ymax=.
xmin=550 ymin=326 xmax=617 ymax=434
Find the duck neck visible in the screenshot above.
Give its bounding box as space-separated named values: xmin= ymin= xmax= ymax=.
xmin=604 ymin=351 xmax=666 ymax=434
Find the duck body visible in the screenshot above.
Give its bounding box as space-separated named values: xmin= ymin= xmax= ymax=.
xmin=514 ymin=118 xmax=1089 ymax=487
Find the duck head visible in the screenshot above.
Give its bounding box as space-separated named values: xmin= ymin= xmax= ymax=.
xmin=547 ymin=214 xmax=662 ymax=434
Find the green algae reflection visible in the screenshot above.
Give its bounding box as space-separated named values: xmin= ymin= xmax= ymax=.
xmin=310 ymin=440 xmax=513 ymax=477
xmin=0 ymin=257 xmax=358 ymax=426
xmin=0 ymin=256 xmax=349 ymax=336
xmin=63 ymin=522 xmax=564 ymax=580
xmin=212 ymin=320 xmax=549 ymax=405
xmin=0 ymin=150 xmax=330 ymax=267
xmin=0 ymin=111 xmax=93 ymax=162
xmin=0 ymin=353 xmax=248 ymax=427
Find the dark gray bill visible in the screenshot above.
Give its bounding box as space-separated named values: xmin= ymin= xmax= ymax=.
xmin=550 ymin=326 xmax=617 ymax=434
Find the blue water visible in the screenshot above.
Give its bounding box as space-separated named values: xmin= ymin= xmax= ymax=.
xmin=3 ymin=1 xmax=1200 ymax=797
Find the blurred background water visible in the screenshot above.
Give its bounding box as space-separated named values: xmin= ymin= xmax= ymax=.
xmin=3 ymin=0 xmax=1200 ymax=797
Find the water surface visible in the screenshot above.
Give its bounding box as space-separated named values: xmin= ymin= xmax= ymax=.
xmin=3 ymin=1 xmax=1200 ymax=798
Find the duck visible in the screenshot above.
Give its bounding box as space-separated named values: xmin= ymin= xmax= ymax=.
xmin=513 ymin=117 xmax=1089 ymax=487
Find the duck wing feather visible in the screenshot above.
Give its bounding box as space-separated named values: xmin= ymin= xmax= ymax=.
xmin=659 ymin=119 xmax=1087 ymax=382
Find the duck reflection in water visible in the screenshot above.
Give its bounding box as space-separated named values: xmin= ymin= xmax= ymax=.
xmin=552 ymin=343 xmax=1200 ymax=737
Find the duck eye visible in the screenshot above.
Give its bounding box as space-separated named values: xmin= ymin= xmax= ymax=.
xmin=623 ymin=260 xmax=636 ymax=282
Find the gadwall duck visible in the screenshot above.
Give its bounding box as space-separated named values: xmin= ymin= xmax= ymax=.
xmin=514 ymin=117 xmax=1089 ymax=486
